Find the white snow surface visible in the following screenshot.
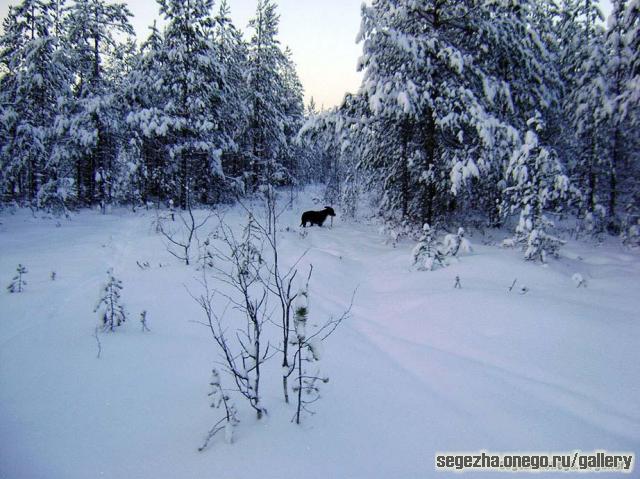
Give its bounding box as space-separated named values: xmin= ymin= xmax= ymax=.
xmin=1 ymin=193 xmax=639 ymax=478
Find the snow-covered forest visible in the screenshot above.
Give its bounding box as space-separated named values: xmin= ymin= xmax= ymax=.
xmin=1 ymin=0 xmax=639 ymax=247
xmin=1 ymin=0 xmax=640 ymax=477
xmin=302 ymin=0 xmax=640 ymax=254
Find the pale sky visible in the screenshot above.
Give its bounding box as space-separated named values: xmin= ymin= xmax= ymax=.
xmin=0 ymin=0 xmax=365 ymax=108
xmin=0 ymin=0 xmax=614 ymax=109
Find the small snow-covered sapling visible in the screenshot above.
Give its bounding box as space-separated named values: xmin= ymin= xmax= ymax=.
xmin=199 ymin=369 xmax=239 ymax=451
xmin=443 ymin=227 xmax=473 ymax=257
xmin=168 ymin=199 xmax=175 ymax=221
xmin=412 ymin=224 xmax=446 ymax=271
xmin=94 ymin=269 xmax=127 ymax=332
xmin=291 ymin=286 xmax=325 ymax=424
xmin=197 ymin=237 xmax=215 ymax=272
xmin=140 ymin=310 xmax=150 ymax=332
xmin=289 ymin=281 xmax=351 ymax=425
xmin=572 ymin=273 xmax=587 ymax=288
xmin=7 ymin=264 xmax=28 ymax=293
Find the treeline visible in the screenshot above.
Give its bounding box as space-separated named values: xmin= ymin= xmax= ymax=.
xmin=302 ymin=0 xmax=640 ymax=250
xmin=2 ymin=0 xmax=639 ymax=252
xmin=0 ymin=0 xmax=305 ymax=210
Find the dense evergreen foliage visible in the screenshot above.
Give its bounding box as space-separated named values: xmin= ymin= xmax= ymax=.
xmin=0 ymin=0 xmax=304 ymax=209
xmin=301 ymin=0 xmax=640 ymax=248
xmin=1 ymin=0 xmax=639 ymax=248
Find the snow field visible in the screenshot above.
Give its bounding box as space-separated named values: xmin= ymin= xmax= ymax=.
xmin=1 ymin=198 xmax=639 ymax=478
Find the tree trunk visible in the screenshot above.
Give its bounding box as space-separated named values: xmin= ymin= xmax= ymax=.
xmin=180 ymin=153 xmax=188 ymax=210
xmin=421 ymin=112 xmax=437 ymax=225
xmin=608 ymin=127 xmax=620 ymax=231
xmin=400 ymin=117 xmax=412 ymax=219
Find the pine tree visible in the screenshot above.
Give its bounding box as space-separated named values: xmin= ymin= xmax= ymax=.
xmin=502 ymin=117 xmax=569 ymax=262
xmin=605 ymin=0 xmax=640 ymax=237
xmin=622 ymin=0 xmax=640 ymax=112
xmin=213 ymin=0 xmax=250 ymax=185
xmin=558 ymin=0 xmax=609 ymax=224
xmin=479 ymin=1 xmax=561 ymax=133
xmin=354 ymin=0 xmax=518 ymax=226
xmin=278 ymin=47 xmax=305 ymax=185
xmin=476 ymin=1 xmax=562 ymax=225
xmin=123 ymin=21 xmax=171 ymax=205
xmin=130 ymin=0 xmax=227 ymax=208
xmin=0 ymin=0 xmax=73 ymax=208
xmin=602 ymin=0 xmax=630 ymax=231
xmin=61 ymin=0 xmax=134 ymax=207
xmin=245 ymin=0 xmax=288 ymax=190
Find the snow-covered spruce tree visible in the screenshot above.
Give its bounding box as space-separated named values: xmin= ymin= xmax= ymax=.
xmin=199 ymin=368 xmax=239 ymax=450
xmin=101 ymin=37 xmax=141 ymax=207
xmin=534 ymin=1 xmax=583 ymax=211
xmin=502 ymin=117 xmax=569 ymax=262
xmin=354 ymin=0 xmax=517 ymax=227
xmin=602 ymin=0 xmax=626 ymax=232
xmin=245 ymin=0 xmax=289 ymax=191
xmin=60 ymin=0 xmax=134 ymax=208
xmin=620 ymin=1 xmax=640 ymax=240
xmin=474 ymin=0 xmax=562 ymax=225
xmin=7 ymin=264 xmax=28 ymax=293
xmin=598 ymin=2 xmax=629 ymax=232
xmin=479 ymin=1 xmax=561 ymax=136
xmin=94 ymin=268 xmax=126 ymax=332
xmin=621 ymin=0 xmax=640 ymax=116
xmin=0 ymin=0 xmax=73 ymax=209
xmin=563 ymin=1 xmax=609 ymax=226
xmin=601 ymin=0 xmax=640 ymax=235
xmin=126 ymin=0 xmax=229 ymax=209
xmin=412 ymin=223 xmax=445 ymax=271
xmin=0 ymin=8 xmax=27 ymax=203
xmin=354 ymin=0 xmax=428 ymax=223
xmin=212 ymin=0 xmax=250 ymax=187
xmin=122 ymin=21 xmax=171 ymax=206
xmin=278 ymin=47 xmax=305 ymax=187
